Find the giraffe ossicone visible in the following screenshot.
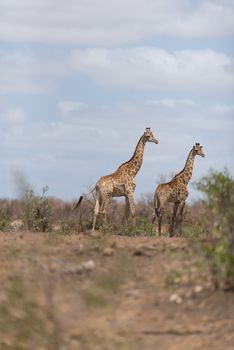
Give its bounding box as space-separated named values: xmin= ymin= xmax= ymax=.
xmin=74 ymin=127 xmax=158 ymax=230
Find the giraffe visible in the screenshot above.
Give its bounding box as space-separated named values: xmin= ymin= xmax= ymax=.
xmin=74 ymin=128 xmax=158 ymax=230
xmin=152 ymin=143 xmax=205 ymax=237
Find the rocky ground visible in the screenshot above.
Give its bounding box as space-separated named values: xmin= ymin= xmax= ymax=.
xmin=0 ymin=231 xmax=233 ymax=350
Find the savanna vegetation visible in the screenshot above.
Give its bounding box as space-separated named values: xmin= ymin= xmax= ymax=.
xmin=0 ymin=168 xmax=233 ymax=350
xmin=0 ymin=168 xmax=234 ymax=290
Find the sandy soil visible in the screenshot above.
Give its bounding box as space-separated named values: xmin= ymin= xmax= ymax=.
xmin=0 ymin=231 xmax=233 ymax=350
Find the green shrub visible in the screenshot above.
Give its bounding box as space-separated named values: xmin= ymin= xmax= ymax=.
xmin=58 ymin=219 xmax=83 ymax=235
xmin=182 ymin=223 xmax=204 ymax=238
xmin=194 ymin=168 xmax=234 ymax=290
xmin=119 ymin=216 xmax=155 ymax=237
xmin=195 ymin=167 xmax=234 ymax=227
xmin=0 ymin=203 xmax=12 ymax=231
xmin=0 ymin=213 xmax=10 ymax=231
xmin=21 ymin=186 xmax=52 ymax=232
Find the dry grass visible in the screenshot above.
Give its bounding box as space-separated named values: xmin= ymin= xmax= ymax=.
xmin=0 ymin=231 xmax=233 ymax=350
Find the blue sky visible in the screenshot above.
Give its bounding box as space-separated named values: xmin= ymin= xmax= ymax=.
xmin=0 ymin=0 xmax=233 ymax=201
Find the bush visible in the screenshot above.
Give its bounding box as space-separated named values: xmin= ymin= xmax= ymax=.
xmin=0 ymin=213 xmax=11 ymax=231
xmin=194 ymin=168 xmax=234 ymax=290
xmin=21 ymin=186 xmax=52 ymax=232
xmin=195 ymin=168 xmax=234 ymax=228
xmin=118 ymin=216 xmax=155 ymax=237
xmin=0 ymin=200 xmax=16 ymax=231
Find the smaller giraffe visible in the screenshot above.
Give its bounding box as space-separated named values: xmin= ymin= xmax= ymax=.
xmin=74 ymin=128 xmax=158 ymax=230
xmin=153 ymin=143 xmax=205 ymax=237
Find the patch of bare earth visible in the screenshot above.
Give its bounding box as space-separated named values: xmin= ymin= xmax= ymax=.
xmin=0 ymin=231 xmax=233 ymax=350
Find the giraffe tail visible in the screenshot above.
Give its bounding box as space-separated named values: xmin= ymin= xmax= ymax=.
xmin=73 ymin=196 xmax=83 ymax=210
xmin=73 ymin=186 xmax=97 ymax=211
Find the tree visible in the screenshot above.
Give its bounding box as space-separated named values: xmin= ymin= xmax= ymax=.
xmin=194 ymin=168 xmax=234 ymax=290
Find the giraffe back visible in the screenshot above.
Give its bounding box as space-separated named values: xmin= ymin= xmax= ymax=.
xmin=156 ymin=176 xmax=189 ymax=204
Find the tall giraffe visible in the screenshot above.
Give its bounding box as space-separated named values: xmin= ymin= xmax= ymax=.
xmin=74 ymin=128 xmax=158 ymax=230
xmin=153 ymin=143 xmax=205 ymax=237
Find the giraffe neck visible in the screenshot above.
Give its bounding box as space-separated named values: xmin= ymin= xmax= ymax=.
xmin=120 ymin=135 xmax=146 ymax=177
xmin=175 ymin=148 xmax=195 ymax=185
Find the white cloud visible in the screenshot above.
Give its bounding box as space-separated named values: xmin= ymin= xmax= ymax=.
xmin=68 ymin=47 xmax=234 ymax=95
xmin=210 ymin=104 xmax=234 ymax=114
xmin=0 ymin=0 xmax=233 ymax=45
xmin=58 ymin=100 xmax=88 ymax=117
xmin=1 ymin=46 xmax=233 ymax=96
xmin=6 ymin=106 xmax=26 ymax=123
xmin=0 ymin=104 xmax=26 ymax=123
xmin=148 ymin=98 xmax=196 ymax=108
xmin=0 ymin=49 xmax=66 ymax=94
xmin=0 ymin=1 xmax=233 ymax=202
xmin=1 ymin=99 xmax=233 ymax=199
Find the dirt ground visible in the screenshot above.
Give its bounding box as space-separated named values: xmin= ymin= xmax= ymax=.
xmin=0 ymin=231 xmax=233 ymax=350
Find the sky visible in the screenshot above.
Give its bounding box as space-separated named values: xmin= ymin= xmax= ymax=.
xmin=0 ymin=0 xmax=233 ymax=201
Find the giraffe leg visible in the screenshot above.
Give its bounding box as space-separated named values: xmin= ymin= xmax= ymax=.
xmin=127 ymin=195 xmax=136 ymax=226
xmin=158 ymin=208 xmax=164 ymax=236
xmin=152 ymin=206 xmax=160 ymax=224
xmin=124 ymin=197 xmax=130 ymax=226
xmin=177 ymin=201 xmax=186 ymax=236
xmin=101 ymin=198 xmax=109 ymax=225
xmin=92 ymin=197 xmax=100 ymax=231
xmin=154 ymin=193 xmax=164 ymax=235
xmin=169 ymin=202 xmax=180 ymax=237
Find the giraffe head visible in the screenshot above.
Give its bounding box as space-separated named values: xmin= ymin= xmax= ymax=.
xmin=193 ymin=143 xmax=205 ymax=157
xmin=144 ymin=127 xmax=158 ymax=144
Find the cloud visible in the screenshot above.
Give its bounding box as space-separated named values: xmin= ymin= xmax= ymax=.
xmin=0 ymin=49 xmax=67 ymax=94
xmin=1 ymin=0 xmax=233 ymax=203
xmin=210 ymin=104 xmax=234 ymax=114
xmin=68 ymin=47 xmax=234 ymax=95
xmin=1 ymin=99 xmax=233 ymax=199
xmin=0 ymin=0 xmax=233 ymax=46
xmin=58 ymin=100 xmax=88 ymax=117
xmin=148 ymin=98 xmax=196 ymax=108
xmin=0 ymin=105 xmax=26 ymax=123
xmin=1 ymin=46 xmax=233 ymax=97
